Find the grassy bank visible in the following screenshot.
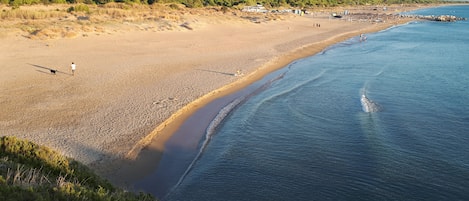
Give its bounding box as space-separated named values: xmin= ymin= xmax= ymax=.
xmin=0 ymin=136 xmax=155 ymax=201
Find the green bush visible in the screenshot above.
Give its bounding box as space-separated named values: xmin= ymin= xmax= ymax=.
xmin=68 ymin=4 xmax=91 ymax=13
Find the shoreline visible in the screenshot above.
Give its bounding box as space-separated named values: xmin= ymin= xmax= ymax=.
xmin=127 ymin=19 xmax=409 ymax=162
xmin=117 ymin=15 xmax=419 ymax=197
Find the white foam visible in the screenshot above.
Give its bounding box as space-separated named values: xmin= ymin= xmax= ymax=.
xmin=166 ymin=70 xmax=289 ymax=198
xmin=168 ymin=97 xmax=244 ymax=197
xmin=361 ymin=94 xmax=381 ymax=113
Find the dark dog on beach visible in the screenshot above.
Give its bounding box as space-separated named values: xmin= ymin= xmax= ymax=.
xmin=50 ymin=69 xmax=57 ymax=74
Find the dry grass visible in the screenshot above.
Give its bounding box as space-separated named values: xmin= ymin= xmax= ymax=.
xmin=0 ymin=156 xmax=77 ymax=189
xmin=0 ymin=3 xmax=292 ymax=40
xmin=0 ymin=8 xmax=68 ymax=20
xmin=0 ymin=136 xmax=155 ymax=200
xmin=5 ymin=165 xmax=50 ymax=187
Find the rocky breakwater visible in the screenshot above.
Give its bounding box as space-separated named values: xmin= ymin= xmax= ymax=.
xmin=402 ymin=14 xmax=467 ymax=22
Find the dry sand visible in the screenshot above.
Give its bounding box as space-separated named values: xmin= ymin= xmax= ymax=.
xmin=0 ymin=4 xmax=426 ymax=190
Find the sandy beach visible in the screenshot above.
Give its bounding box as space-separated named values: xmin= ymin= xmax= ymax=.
xmin=0 ymin=4 xmax=426 ymax=192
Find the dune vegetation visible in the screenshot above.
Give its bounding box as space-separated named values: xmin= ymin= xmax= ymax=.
xmin=0 ymin=3 xmax=275 ymax=39
xmin=1 ymin=0 xmax=440 ymax=8
xmin=0 ymin=0 xmax=445 ymax=40
xmin=0 ymin=136 xmax=155 ymax=201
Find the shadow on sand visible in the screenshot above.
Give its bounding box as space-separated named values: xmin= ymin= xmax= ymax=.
xmin=28 ymin=63 xmax=73 ymax=76
xmin=196 ymin=69 xmax=235 ymax=76
xmin=61 ymin=138 xmax=163 ymax=198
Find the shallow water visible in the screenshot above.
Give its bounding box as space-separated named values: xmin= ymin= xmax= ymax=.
xmin=160 ymin=6 xmax=469 ymax=201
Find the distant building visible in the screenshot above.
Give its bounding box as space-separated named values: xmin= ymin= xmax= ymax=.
xmin=242 ymin=4 xmax=268 ymax=13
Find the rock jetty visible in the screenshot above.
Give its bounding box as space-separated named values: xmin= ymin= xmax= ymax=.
xmin=402 ymin=14 xmax=467 ymax=22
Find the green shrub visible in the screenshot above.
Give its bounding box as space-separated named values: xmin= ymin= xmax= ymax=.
xmin=68 ymin=4 xmax=90 ymax=13
xmin=0 ymin=136 xmax=156 ymax=201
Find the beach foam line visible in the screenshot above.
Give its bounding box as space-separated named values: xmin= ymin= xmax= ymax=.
xmin=166 ymin=96 xmax=245 ymax=197
xmin=164 ymin=69 xmax=289 ymax=198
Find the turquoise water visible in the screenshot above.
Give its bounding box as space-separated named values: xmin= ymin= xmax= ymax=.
xmin=157 ymin=6 xmax=469 ymax=201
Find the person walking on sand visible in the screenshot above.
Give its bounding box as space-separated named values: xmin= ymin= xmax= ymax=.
xmin=71 ymin=62 xmax=76 ymax=75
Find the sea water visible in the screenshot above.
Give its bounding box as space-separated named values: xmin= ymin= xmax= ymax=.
xmin=164 ymin=6 xmax=469 ymax=201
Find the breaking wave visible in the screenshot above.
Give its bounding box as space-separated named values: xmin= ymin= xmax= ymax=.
xmin=166 ymin=71 xmax=288 ymax=198
xmin=360 ymin=87 xmax=382 ymax=113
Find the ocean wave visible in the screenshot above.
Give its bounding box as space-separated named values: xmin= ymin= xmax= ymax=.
xmin=254 ymin=69 xmax=327 ymax=109
xmin=373 ymin=68 xmax=385 ymax=77
xmin=319 ymin=38 xmax=361 ymax=55
xmin=166 ymin=70 xmax=289 ymax=198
